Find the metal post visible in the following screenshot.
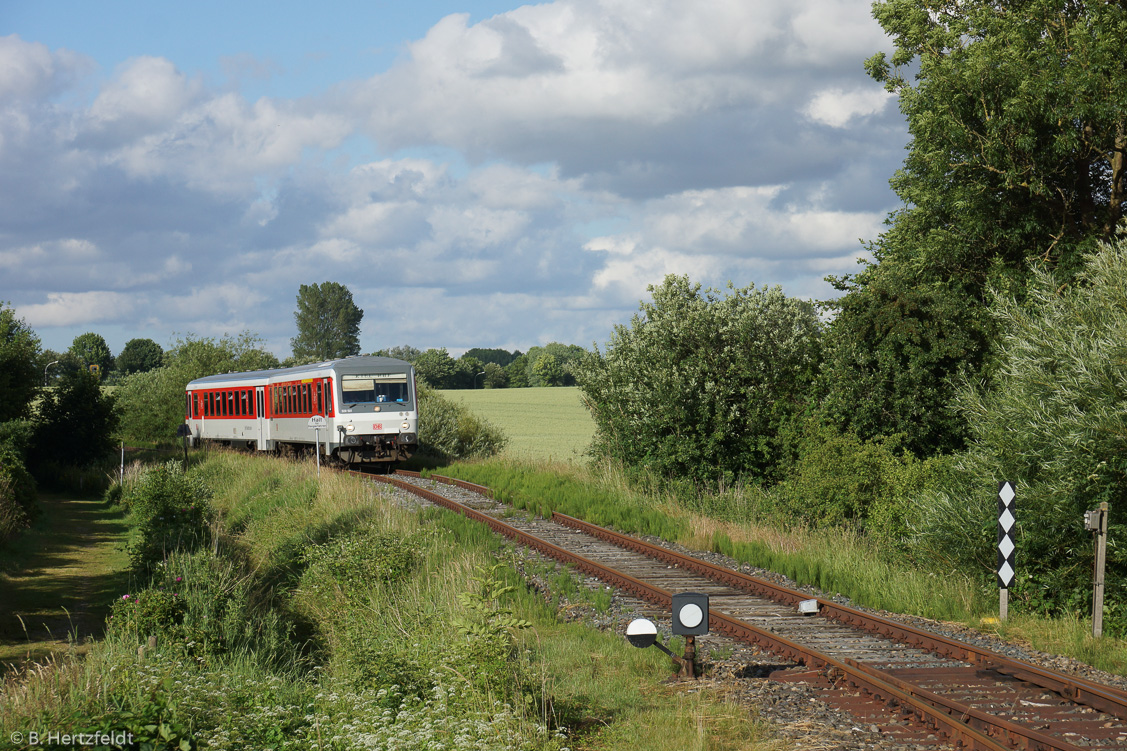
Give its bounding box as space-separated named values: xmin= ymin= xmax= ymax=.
xmin=315 ymin=427 xmax=321 ymax=477
xmin=999 ymin=588 xmax=1008 ymax=622
xmin=683 ymin=635 xmax=696 ymax=679
xmin=1094 ymin=502 xmax=1108 ymax=638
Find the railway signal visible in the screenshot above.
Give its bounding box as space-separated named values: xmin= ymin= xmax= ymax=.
xmin=997 ymin=481 xmax=1016 ymax=620
xmin=1084 ymin=502 xmax=1109 ymax=637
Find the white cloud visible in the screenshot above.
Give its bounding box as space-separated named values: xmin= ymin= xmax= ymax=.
xmin=0 ymin=3 xmax=905 ymax=356
xmin=0 ymin=35 xmax=89 ymax=102
xmin=89 ymin=56 xmax=204 ymax=133
xmin=19 ymin=291 xmax=137 ymax=327
xmin=804 ymin=87 xmax=893 ymax=128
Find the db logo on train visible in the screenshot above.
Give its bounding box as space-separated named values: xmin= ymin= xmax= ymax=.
xmin=373 ymin=424 xmax=383 ymax=430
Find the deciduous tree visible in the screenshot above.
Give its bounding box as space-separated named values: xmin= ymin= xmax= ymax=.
xmin=0 ymin=303 xmax=41 ymax=422
xmin=577 ymin=275 xmax=822 ymax=485
xmin=912 ymin=240 xmax=1127 ymax=615
xmin=822 ymin=0 xmax=1127 ymax=456
xmin=116 ymin=338 xmax=164 ymax=375
xmin=291 ymin=282 xmax=363 ymax=361
xmin=69 ymin=332 xmax=115 ymax=376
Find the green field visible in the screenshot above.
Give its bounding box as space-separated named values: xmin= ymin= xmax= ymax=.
xmin=439 ymin=386 xmax=595 ymax=461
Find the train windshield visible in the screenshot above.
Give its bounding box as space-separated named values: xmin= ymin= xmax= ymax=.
xmin=341 ymin=373 xmax=410 ymax=406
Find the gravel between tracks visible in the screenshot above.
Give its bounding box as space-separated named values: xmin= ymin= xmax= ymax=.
xmin=381 ymin=476 xmax=1127 ymax=751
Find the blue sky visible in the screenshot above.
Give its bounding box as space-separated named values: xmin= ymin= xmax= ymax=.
xmin=0 ymin=1 xmax=906 ymax=358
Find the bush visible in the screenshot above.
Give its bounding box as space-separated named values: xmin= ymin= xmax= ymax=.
xmin=913 ymin=240 xmax=1127 ymax=620
xmin=0 ymin=444 xmax=37 ymax=543
xmin=417 ymin=384 xmax=508 ymax=460
xmin=124 ymin=461 xmax=213 ymax=575
xmin=108 ymin=550 xmax=295 ymax=663
xmin=577 ymin=275 xmax=822 ymax=486
xmin=299 ymin=527 xmax=426 ymax=597
xmin=770 ymin=420 xmax=952 ymax=550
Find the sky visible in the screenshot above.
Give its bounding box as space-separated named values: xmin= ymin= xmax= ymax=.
xmin=0 ymin=1 xmax=906 ymax=358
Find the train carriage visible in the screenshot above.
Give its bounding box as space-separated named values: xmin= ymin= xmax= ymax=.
xmin=184 ymin=356 xmax=418 ymax=464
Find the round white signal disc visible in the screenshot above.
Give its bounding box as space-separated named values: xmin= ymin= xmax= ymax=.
xmin=626 ymin=618 xmax=657 ymax=636
xmin=679 ymin=603 xmax=703 ymax=628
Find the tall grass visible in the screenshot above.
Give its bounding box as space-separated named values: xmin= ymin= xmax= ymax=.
xmin=437 ymin=457 xmax=986 ymax=622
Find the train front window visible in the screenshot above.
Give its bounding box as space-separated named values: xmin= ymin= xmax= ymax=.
xmin=341 ymin=374 xmax=410 ymax=407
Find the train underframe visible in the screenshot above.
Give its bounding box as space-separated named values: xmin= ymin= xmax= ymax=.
xmin=201 ymin=434 xmax=415 ymax=466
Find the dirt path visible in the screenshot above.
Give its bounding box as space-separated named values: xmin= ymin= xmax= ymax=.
xmin=0 ymin=494 xmax=130 ymax=673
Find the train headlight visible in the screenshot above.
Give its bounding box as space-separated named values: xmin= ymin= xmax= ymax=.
xmin=345 ymin=423 xmax=355 ymax=433
xmin=401 ymin=421 xmax=410 ymax=430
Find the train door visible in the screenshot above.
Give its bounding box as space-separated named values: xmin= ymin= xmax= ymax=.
xmin=256 ymin=386 xmax=268 ymax=450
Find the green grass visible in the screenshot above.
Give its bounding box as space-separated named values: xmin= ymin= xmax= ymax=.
xmin=0 ymin=494 xmax=130 ymax=673
xmin=439 ymin=386 xmax=595 ymax=461
xmin=1 ymin=453 xmax=780 ymax=751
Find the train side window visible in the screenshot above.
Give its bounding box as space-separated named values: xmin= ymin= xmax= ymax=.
xmin=257 ymin=389 xmax=264 ymax=418
xmin=323 ymin=379 xmax=333 ymax=416
xmin=315 ymin=382 xmax=322 ymax=415
xmin=203 ymin=393 xmax=210 ymax=416
xmin=286 ymin=385 xmax=294 ymax=415
xmin=302 ymin=384 xmax=311 ymax=414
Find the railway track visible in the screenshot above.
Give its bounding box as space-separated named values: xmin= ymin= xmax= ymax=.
xmin=359 ymin=468 xmax=1127 ymax=750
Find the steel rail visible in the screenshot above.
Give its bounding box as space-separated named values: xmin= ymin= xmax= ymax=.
xmin=366 ymin=471 xmax=1085 ymax=751
xmin=548 ymin=510 xmax=1127 ymax=723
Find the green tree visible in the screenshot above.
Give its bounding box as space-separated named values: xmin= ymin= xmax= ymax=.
xmin=465 ymin=348 xmax=520 ymax=368
xmin=291 ymin=282 xmax=363 ymax=361
xmin=455 ymin=355 xmax=485 ymax=389
xmin=412 ymin=348 xmax=458 ymax=389
xmin=523 ymin=343 xmax=586 ymax=386
xmin=116 ymin=338 xmax=164 ymax=375
xmin=531 ymin=353 xmax=564 ymax=387
xmin=69 ymin=332 xmax=115 ymax=376
xmin=912 ymin=241 xmax=1127 ymax=617
xmin=0 ymin=303 xmax=41 ymax=422
xmin=577 ymin=275 xmax=822 ymax=485
xmin=822 ymin=0 xmax=1127 ymax=456
xmin=506 ymin=354 xmax=529 ymax=388
xmin=371 ymin=344 xmax=422 ymax=362
xmin=32 ymin=368 xmax=118 ymax=468
xmin=482 ymin=362 xmax=508 ymax=389
xmin=116 ymin=333 xmax=279 ymax=444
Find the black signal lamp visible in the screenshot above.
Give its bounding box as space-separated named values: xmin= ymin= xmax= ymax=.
xmin=672 ymin=592 xmax=709 ymax=636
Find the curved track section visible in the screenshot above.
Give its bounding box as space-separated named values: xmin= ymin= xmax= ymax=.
xmin=360 ymin=469 xmax=1127 ymax=751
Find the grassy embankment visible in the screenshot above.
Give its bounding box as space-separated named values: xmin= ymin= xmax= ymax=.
xmin=1 ymin=452 xmax=777 ymax=751
xmin=439 ymin=387 xmax=1127 ymax=676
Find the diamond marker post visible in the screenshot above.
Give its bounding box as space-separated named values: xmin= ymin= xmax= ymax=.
xmin=997 ymin=481 xmax=1017 ymax=620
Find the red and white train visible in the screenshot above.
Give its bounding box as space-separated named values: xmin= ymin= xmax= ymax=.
xmin=184 ymin=356 xmax=418 ymax=465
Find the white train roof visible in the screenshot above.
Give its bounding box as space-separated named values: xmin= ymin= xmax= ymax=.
xmin=186 ymin=356 xmax=414 ymax=388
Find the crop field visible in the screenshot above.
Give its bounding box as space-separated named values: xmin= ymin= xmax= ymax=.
xmin=439 ymin=386 xmax=595 ymax=461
